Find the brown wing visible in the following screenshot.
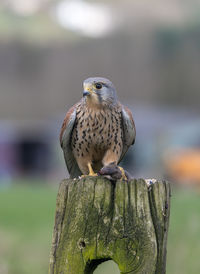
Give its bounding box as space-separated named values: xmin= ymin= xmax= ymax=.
xmin=60 ymin=104 xmax=77 ymax=147
xmin=60 ymin=102 xmax=82 ymax=178
xmin=119 ymin=105 xmax=136 ymax=162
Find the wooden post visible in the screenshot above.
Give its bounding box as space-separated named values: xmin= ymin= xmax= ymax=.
xmin=49 ymin=177 xmax=170 ymax=274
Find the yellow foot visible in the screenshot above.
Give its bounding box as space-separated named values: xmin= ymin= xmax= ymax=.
xmin=81 ymin=163 xmax=98 ymax=177
xmin=118 ymin=167 xmax=128 ymax=181
xmin=88 ymin=162 xmax=98 ymax=176
xmin=81 ymin=174 xmax=98 ymax=178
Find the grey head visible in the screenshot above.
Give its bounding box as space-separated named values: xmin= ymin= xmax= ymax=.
xmin=83 ymin=77 xmax=117 ymax=106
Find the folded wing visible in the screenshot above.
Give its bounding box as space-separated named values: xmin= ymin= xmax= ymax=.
xmin=60 ymin=104 xmax=82 ymax=178
xmin=120 ymin=105 xmax=136 ymax=162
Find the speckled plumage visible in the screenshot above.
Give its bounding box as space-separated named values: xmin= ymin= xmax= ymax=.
xmin=71 ymin=100 xmax=123 ymax=174
xmin=60 ymin=77 xmax=136 ymax=178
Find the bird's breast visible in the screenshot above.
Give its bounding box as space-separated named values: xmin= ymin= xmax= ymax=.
xmin=71 ymin=105 xmax=123 ymax=161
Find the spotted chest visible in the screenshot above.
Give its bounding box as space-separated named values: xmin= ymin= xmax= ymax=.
xmin=71 ymin=104 xmax=123 ymax=162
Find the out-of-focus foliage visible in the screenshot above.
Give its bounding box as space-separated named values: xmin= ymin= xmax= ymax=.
xmin=0 ymin=4 xmax=81 ymax=43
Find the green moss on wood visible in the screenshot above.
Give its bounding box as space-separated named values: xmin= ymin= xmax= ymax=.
xmin=49 ymin=177 xmax=170 ymax=274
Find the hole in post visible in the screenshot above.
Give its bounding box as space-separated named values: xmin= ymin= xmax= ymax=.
xmin=79 ymin=240 xmax=86 ymax=249
xmin=85 ymin=259 xmax=120 ymax=274
xmin=94 ymin=260 xmax=120 ymax=274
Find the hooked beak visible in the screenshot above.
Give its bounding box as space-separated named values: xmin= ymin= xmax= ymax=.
xmin=83 ymin=83 xmax=93 ymax=97
xmin=83 ymin=90 xmax=90 ymax=97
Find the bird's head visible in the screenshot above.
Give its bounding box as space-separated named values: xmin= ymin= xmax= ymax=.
xmin=83 ymin=77 xmax=117 ymax=108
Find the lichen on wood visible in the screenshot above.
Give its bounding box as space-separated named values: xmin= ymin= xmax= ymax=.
xmin=49 ymin=177 xmax=170 ymax=274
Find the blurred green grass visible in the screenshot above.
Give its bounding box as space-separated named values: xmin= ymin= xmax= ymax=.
xmin=167 ymin=187 xmax=200 ymax=274
xmin=0 ymin=183 xmax=56 ymax=274
xmin=0 ymin=183 xmax=200 ymax=274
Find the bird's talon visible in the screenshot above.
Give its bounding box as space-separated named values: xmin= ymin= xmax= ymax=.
xmin=88 ymin=171 xmax=98 ymax=177
xmin=81 ymin=173 xmax=98 ymax=178
xmin=80 ymin=163 xmax=98 ymax=178
xmin=80 ymin=174 xmax=87 ymax=178
xmin=118 ymin=167 xmax=128 ymax=181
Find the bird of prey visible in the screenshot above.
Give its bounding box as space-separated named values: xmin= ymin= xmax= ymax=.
xmin=60 ymin=77 xmax=136 ymax=179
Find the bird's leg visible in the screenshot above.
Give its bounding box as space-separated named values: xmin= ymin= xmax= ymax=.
xmin=118 ymin=166 xmax=128 ymax=181
xmin=87 ymin=163 xmax=98 ymax=176
xmin=81 ymin=162 xmax=98 ymax=177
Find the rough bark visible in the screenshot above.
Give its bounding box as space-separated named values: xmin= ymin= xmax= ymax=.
xmin=49 ymin=177 xmax=171 ymax=274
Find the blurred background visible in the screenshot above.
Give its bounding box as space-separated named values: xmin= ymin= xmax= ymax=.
xmin=0 ymin=0 xmax=200 ymax=273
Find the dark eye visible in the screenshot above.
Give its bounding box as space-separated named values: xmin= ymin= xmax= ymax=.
xmin=95 ymin=83 xmax=102 ymax=89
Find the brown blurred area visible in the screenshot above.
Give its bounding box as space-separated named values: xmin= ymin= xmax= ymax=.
xmin=0 ymin=0 xmax=200 ymax=185
xmin=164 ymin=149 xmax=200 ymax=186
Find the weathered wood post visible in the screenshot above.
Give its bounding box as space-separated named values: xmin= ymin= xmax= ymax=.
xmin=49 ymin=177 xmax=170 ymax=274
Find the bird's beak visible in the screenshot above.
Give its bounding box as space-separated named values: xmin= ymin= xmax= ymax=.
xmin=83 ymin=90 xmax=90 ymax=97
xmin=83 ymin=83 xmax=93 ymax=97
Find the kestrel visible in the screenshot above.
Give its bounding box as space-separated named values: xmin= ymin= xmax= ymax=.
xmin=60 ymin=77 xmax=136 ymax=179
